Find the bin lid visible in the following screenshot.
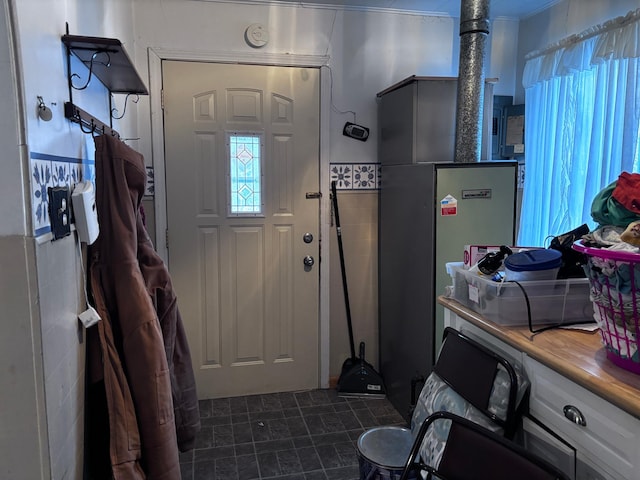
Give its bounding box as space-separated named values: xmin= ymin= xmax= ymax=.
xmin=357 ymin=426 xmax=412 ymax=468
xmin=504 ymin=249 xmax=562 ymax=272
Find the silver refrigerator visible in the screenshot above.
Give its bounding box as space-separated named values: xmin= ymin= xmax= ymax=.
xmin=379 ymin=161 xmax=517 ymax=419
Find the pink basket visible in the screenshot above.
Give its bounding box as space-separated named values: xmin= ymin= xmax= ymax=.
xmin=573 ymin=240 xmax=640 ymax=374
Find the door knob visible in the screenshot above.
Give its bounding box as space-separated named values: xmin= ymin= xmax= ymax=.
xmin=303 ymin=255 xmax=315 ymax=267
xmin=303 ymin=232 xmax=314 ymax=243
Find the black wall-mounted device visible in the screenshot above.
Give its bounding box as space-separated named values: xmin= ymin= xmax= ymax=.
xmin=48 ymin=186 xmax=71 ymax=240
xmin=343 ymin=122 xmax=369 ymax=142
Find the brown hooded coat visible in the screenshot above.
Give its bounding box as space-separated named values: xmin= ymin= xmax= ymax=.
xmin=87 ymin=134 xmax=199 ymax=479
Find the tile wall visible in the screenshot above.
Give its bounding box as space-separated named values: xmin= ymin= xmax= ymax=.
xmin=35 ymin=234 xmax=86 ymax=480
xmin=30 ymin=152 xmax=154 ymax=238
xmin=29 ymin=152 xmax=94 ymax=237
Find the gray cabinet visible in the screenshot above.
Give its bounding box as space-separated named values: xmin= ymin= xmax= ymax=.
xmin=377 ymin=76 xmax=494 ymax=165
xmin=376 ymin=75 xmax=514 ymax=419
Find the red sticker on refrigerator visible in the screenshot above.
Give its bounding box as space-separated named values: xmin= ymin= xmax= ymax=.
xmin=441 ymin=194 xmax=457 ymax=216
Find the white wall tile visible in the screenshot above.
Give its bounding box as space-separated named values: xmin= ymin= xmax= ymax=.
xmin=33 ymin=233 xmax=85 ymax=480
xmin=50 ymin=401 xmax=84 ymax=480
xmin=0 ymin=236 xmax=50 ymax=480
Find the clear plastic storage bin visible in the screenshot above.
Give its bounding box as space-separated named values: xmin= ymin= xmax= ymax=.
xmin=446 ymin=263 xmax=593 ymax=326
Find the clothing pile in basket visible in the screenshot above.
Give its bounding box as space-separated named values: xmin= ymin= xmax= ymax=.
xmin=585 ymin=171 xmax=640 ymax=252
xmin=582 ymin=172 xmax=640 ymax=295
xmin=579 ymin=172 xmax=640 ymax=362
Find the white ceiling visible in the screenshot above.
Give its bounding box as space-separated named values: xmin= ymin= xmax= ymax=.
xmin=246 ymin=0 xmax=561 ymax=20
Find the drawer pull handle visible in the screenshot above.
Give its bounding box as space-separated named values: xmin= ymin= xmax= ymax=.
xmin=563 ymin=405 xmax=586 ymax=426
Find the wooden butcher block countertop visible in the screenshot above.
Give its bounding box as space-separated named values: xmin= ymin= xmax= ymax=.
xmin=438 ymin=295 xmax=640 ymax=419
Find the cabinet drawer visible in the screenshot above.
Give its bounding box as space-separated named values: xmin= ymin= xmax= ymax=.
xmin=522 ymin=416 xmax=576 ymax=480
xmin=577 ymin=453 xmax=617 ymax=480
xmin=525 ymin=356 xmax=640 ymax=480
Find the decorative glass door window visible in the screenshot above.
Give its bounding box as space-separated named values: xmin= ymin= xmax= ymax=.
xmin=228 ymin=133 xmax=263 ymax=215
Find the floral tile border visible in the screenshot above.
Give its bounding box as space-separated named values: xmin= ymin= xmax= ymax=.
xmin=30 ymin=158 xmax=375 ymax=235
xmin=145 ymin=166 xmax=155 ymax=196
xmin=31 ymin=157 xmax=53 ymax=231
xmin=330 ymin=163 xmax=380 ymax=190
xmin=30 ymin=152 xmax=95 ymax=237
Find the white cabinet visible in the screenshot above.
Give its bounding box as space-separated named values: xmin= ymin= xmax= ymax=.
xmin=525 ymin=356 xmax=640 ymax=480
xmin=443 ymin=307 xmax=640 ymax=480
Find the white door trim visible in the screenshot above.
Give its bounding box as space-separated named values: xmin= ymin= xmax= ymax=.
xmin=147 ymin=47 xmax=331 ymax=388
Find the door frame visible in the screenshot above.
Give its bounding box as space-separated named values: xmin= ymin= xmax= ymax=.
xmin=147 ymin=47 xmax=331 ymax=388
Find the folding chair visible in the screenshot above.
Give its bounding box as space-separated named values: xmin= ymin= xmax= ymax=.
xmin=399 ymin=411 xmax=570 ymax=480
xmin=356 ymin=327 xmax=528 ymax=480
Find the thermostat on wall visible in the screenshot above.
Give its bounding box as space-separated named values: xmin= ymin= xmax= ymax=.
xmin=245 ymin=23 xmax=269 ymax=48
xmin=343 ymin=122 xmax=369 ymax=142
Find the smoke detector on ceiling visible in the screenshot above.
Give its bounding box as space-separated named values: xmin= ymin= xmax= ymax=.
xmin=245 ymin=23 xmax=269 ymax=48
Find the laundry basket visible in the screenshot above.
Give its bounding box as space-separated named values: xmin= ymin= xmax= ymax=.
xmin=573 ymin=240 xmax=640 ymax=374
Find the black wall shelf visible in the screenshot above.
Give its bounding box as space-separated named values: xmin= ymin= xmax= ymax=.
xmin=62 ymin=27 xmax=148 ymax=137
xmin=62 ymin=34 xmax=148 ymax=95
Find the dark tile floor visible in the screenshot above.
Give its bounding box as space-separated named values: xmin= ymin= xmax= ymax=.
xmin=179 ymin=389 xmax=406 ymax=480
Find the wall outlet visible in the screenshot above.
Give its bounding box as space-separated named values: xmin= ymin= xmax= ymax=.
xmin=48 ymin=186 xmax=71 ymax=240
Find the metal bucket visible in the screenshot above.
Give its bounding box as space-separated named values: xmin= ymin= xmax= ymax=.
xmin=356 ymin=426 xmax=416 ymax=480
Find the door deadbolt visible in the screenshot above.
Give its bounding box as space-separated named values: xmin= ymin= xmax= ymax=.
xmin=303 ymin=255 xmax=315 ymax=267
xmin=303 ymin=233 xmax=313 ymax=244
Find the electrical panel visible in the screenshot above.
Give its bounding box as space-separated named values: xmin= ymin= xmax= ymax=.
xmin=500 ymin=104 xmax=525 ymax=159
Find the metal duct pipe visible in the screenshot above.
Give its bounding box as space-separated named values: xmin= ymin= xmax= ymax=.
xmin=454 ymin=0 xmax=490 ymax=163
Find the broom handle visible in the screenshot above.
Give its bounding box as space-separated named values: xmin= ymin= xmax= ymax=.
xmin=331 ymin=181 xmax=357 ymax=361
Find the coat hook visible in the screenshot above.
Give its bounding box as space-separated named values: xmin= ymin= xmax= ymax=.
xmin=79 ymin=117 xmax=94 ymax=134
xmin=37 ymin=96 xmax=53 ymax=122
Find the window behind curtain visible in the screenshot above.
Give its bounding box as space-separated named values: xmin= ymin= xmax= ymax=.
xmin=518 ymin=10 xmax=640 ymax=247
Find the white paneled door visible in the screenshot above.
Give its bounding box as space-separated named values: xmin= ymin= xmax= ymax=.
xmin=163 ymin=61 xmax=320 ymax=398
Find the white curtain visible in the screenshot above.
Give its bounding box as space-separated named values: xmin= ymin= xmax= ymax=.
xmin=518 ymin=9 xmax=640 ymax=247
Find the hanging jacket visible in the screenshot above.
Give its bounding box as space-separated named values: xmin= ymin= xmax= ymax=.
xmin=89 ymin=134 xmax=181 ymax=479
xmin=136 ymin=214 xmax=200 ymax=451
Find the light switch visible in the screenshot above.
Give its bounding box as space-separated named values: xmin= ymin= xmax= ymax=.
xmin=48 ymin=186 xmax=71 ymax=240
